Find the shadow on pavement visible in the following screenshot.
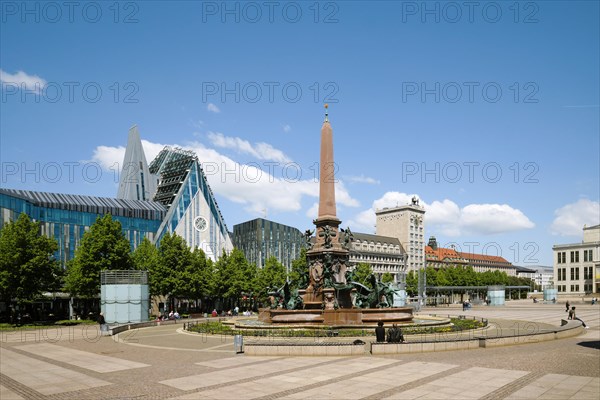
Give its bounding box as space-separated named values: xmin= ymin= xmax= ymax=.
xmin=577 ymin=340 xmax=600 ymax=350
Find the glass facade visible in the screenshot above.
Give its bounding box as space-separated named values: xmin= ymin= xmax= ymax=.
xmin=232 ymin=218 xmax=305 ymax=272
xmin=150 ymin=147 xmax=232 ymax=260
xmin=0 ymin=189 xmax=165 ymax=268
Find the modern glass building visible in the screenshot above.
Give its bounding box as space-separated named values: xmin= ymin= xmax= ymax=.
xmin=0 ymin=126 xmax=235 ymax=267
xmin=149 ymin=146 xmax=233 ymax=260
xmin=232 ymin=218 xmax=305 ymax=272
xmin=0 ymin=188 xmax=166 ymax=267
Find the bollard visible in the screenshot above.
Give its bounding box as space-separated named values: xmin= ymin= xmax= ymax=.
xmin=234 ymin=334 xmax=244 ymax=354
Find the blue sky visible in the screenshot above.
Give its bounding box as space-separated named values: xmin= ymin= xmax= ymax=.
xmin=1 ymin=1 xmax=599 ymax=266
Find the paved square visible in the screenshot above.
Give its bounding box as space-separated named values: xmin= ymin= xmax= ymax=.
xmin=1 ymin=302 xmax=598 ymax=399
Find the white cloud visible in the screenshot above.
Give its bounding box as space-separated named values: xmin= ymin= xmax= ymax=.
xmin=90 ymin=139 xmax=359 ymax=217
xmin=550 ymin=199 xmax=600 ymax=236
xmin=458 ymin=204 xmax=535 ymax=235
xmin=283 ymin=124 xmax=291 ymax=133
xmin=206 ymin=131 xmax=292 ymax=163
xmin=91 ymin=145 xmax=125 ymax=170
xmin=0 ymin=69 xmax=47 ymax=93
xmin=306 ymin=202 xmax=319 ymax=219
xmin=346 ymin=174 xmax=380 ymax=185
xmin=207 ymin=103 xmax=220 ymax=113
xmin=91 ymin=140 xmax=166 ymax=171
xmin=347 ymin=191 xmax=534 ymax=236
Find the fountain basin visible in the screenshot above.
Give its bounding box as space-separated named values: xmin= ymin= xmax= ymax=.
xmin=259 ymin=307 xmax=414 ymax=326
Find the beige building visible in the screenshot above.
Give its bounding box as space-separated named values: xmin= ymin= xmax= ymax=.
xmin=553 ymin=224 xmax=600 ymax=296
xmin=348 ymin=232 xmax=406 ymax=283
xmin=375 ymin=197 xmax=425 ymax=272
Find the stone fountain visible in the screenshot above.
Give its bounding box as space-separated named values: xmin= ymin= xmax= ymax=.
xmin=259 ymin=106 xmax=413 ymax=327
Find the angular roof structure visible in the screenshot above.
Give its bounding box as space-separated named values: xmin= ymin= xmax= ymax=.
xmin=117 ymin=125 xmax=157 ymax=201
xmin=0 ymin=188 xmax=166 ymax=220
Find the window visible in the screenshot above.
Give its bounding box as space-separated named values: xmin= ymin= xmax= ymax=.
xmin=557 ymin=252 xmax=566 ymax=264
xmin=584 ymin=249 xmax=593 ymax=262
xmin=570 ymin=251 xmax=580 ymax=263
xmin=570 ymin=268 xmax=579 ymax=280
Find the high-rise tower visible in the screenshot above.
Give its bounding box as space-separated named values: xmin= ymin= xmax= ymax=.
xmin=376 ymin=197 xmax=425 ymax=272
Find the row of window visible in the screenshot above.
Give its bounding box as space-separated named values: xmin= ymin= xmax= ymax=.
xmin=557 ymin=266 xmax=596 ymax=281
xmin=557 ymin=283 xmax=596 ymax=293
xmin=557 ymin=249 xmax=594 ymax=264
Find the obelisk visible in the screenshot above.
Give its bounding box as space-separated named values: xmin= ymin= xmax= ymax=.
xmin=317 ymin=105 xmax=338 ymax=222
xmin=303 ymin=105 xmax=351 ymax=310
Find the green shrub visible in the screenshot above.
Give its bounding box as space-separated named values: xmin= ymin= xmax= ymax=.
xmin=185 ymin=317 xmax=485 ymax=338
xmin=54 ymin=319 xmax=96 ymax=326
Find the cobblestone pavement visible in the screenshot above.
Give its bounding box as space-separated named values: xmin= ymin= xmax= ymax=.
xmin=1 ymin=301 xmax=598 ymax=399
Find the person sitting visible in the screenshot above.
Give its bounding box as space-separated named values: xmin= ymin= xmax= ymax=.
xmin=174 ymin=311 xmax=180 ymax=319
xmin=211 ymin=309 xmax=218 ymax=317
xmin=570 ymin=306 xmax=588 ymax=328
xmin=375 ymin=321 xmax=385 ymax=343
xmin=386 ymin=324 xmax=406 ymax=343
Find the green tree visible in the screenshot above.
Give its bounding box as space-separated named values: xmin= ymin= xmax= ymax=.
xmin=132 ymin=237 xmax=159 ymax=294
xmin=0 ymin=213 xmax=62 ymax=305
xmin=288 ymin=248 xmax=308 ymax=290
xmin=381 ymin=272 xmax=394 ymax=284
xmin=352 ymin=263 xmax=374 ymax=288
xmin=257 ymin=256 xmax=286 ymax=295
xmin=153 ymin=232 xmax=194 ymax=300
xmin=65 ymin=214 xmax=133 ymax=298
xmin=132 ymin=237 xmax=158 ymax=270
xmin=405 ymin=270 xmax=417 ymax=296
xmin=211 ymin=248 xmax=254 ymax=310
xmin=191 ymin=248 xmax=214 ymax=301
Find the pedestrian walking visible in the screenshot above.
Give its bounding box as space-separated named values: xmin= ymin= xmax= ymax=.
xmin=97 ymin=312 xmax=107 ymax=335
xmin=565 ymin=300 xmax=570 ymax=312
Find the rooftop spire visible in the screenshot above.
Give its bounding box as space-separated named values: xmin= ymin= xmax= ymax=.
xmin=324 ymin=103 xmax=329 ymax=122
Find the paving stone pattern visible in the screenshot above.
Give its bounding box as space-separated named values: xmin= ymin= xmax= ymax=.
xmin=0 ymin=301 xmax=598 ymax=399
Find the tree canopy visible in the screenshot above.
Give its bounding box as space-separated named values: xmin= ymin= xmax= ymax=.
xmin=405 ymin=266 xmax=533 ymax=296
xmin=0 ymin=213 xmax=62 ymax=304
xmin=64 ymin=214 xmax=132 ymax=297
xmin=352 ymin=263 xmax=374 ymax=288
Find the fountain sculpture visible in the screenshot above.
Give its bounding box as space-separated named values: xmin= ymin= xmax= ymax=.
xmin=259 ymin=106 xmax=414 ymax=326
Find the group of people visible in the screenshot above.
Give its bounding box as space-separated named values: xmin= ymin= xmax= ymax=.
xmin=210 ymin=306 xmax=254 ymax=317
xmin=375 ymin=321 xmax=406 ymax=343
xmin=154 ymin=310 xmax=181 ymax=321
